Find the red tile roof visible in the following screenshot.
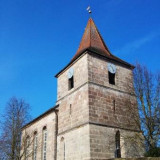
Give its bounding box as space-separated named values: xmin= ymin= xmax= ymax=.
xmin=72 ymin=18 xmax=111 ymax=61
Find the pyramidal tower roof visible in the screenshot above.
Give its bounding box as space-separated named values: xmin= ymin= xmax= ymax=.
xmin=55 ymin=18 xmax=134 ymax=77
xmin=72 ymin=18 xmax=111 ymax=61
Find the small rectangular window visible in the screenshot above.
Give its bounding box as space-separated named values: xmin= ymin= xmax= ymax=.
xmin=70 ymin=104 xmax=72 ymax=115
xmin=113 ymin=100 xmax=116 ymax=113
xmin=109 ymin=72 xmax=115 ymax=85
xmin=68 ymin=76 xmax=74 ymax=90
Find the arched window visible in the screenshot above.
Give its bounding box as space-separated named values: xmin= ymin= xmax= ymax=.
xmin=25 ymin=135 xmax=30 ymax=160
xmin=33 ymin=131 xmax=38 ymax=160
xmin=115 ymin=131 xmax=121 ymax=158
xmin=42 ymin=127 xmax=47 ymax=160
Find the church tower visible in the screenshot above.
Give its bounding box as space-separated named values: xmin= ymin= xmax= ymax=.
xmin=55 ymin=18 xmax=144 ymax=159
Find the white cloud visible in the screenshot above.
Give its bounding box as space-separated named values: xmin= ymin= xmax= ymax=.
xmin=114 ymin=30 xmax=160 ymax=56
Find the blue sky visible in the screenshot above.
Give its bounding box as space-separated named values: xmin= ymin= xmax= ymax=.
xmin=0 ymin=0 xmax=160 ymax=119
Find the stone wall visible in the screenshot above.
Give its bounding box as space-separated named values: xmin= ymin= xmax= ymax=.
xmin=57 ymin=83 xmax=89 ymax=134
xmin=89 ymin=124 xmax=144 ymax=160
xmin=88 ymin=83 xmax=138 ymax=130
xmin=57 ymin=124 xmax=90 ymax=160
xmin=88 ymin=53 xmax=139 ymax=131
xmin=87 ymin=53 xmax=144 ymax=159
xmin=88 ymin=54 xmax=134 ymax=94
xmin=56 ymin=52 xmax=144 ymax=159
xmin=57 ymin=54 xmax=88 ymax=100
xmin=57 ymin=53 xmax=89 ymax=135
xmin=21 ymin=111 xmax=57 ymax=160
xmin=56 ymin=53 xmax=90 ymax=159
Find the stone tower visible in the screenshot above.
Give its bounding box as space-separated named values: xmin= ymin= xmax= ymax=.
xmin=55 ymin=18 xmax=144 ymax=159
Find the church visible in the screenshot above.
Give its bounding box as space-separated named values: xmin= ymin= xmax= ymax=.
xmin=21 ymin=18 xmax=144 ymax=160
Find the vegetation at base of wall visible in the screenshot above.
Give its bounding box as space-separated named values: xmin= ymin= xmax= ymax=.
xmin=144 ymin=147 xmax=160 ymax=157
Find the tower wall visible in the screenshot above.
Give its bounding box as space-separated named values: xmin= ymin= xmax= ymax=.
xmin=56 ymin=53 xmax=144 ymax=159
xmin=88 ymin=83 xmax=138 ymax=130
xmin=88 ymin=54 xmax=138 ymax=129
xmin=57 ymin=54 xmax=90 ymax=159
xmin=57 ymin=54 xmax=88 ymax=100
xmin=57 ymin=124 xmax=90 ymax=160
xmin=88 ymin=54 xmax=134 ymax=94
xmin=88 ymin=54 xmax=144 ymax=159
xmin=89 ymin=125 xmax=144 ymax=159
xmin=57 ymin=54 xmax=89 ymax=134
xmin=57 ymin=83 xmax=89 ymax=134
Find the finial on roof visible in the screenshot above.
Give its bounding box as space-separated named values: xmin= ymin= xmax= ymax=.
xmin=87 ymin=6 xmax=92 ymax=14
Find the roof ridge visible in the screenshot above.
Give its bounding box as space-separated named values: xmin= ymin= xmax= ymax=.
xmin=90 ymin=18 xmax=111 ymax=56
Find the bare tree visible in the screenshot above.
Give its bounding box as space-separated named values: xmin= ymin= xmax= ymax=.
xmin=0 ymin=97 xmax=32 ymax=160
xmin=133 ymin=63 xmax=160 ymax=150
xmin=112 ymin=63 xmax=160 ymax=157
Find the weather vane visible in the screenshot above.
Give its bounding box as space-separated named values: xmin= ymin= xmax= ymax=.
xmin=87 ymin=6 xmax=92 ymax=14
